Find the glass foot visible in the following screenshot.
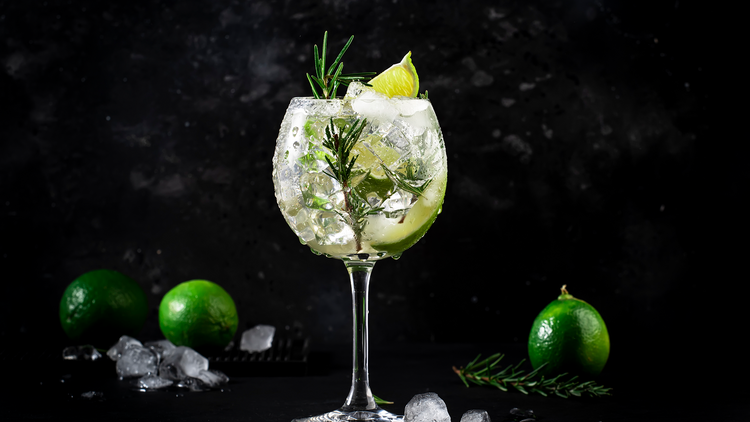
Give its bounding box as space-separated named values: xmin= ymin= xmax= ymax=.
xmin=292 ymin=407 xmax=402 ymax=422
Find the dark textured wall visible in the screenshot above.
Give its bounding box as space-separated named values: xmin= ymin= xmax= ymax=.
xmin=1 ymin=0 xmax=708 ymax=356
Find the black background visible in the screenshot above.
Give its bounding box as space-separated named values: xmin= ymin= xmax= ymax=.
xmin=1 ymin=0 xmax=726 ymax=416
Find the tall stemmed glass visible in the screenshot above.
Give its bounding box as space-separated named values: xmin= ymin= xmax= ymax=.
xmin=272 ymin=94 xmax=447 ymax=422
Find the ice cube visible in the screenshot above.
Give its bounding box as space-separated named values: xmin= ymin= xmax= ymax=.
xmin=107 ymin=335 xmax=142 ymax=361
xmin=196 ymin=369 xmax=229 ymax=387
xmin=344 ymin=81 xmax=367 ymax=99
xmin=158 ymin=363 xmax=183 ymax=381
xmin=351 ymin=89 xmax=397 ymax=123
xmin=143 ymin=339 xmax=176 ymax=361
xmin=461 ymin=409 xmax=490 ymax=422
xmin=393 ymin=98 xmax=429 ymax=117
xmin=404 ymin=392 xmax=451 ymax=422
xmin=176 ymin=377 xmax=210 ymax=392
xmin=116 ymin=346 xmax=158 ymax=378
xmin=158 ymin=346 xmax=208 ymax=380
xmin=137 ymin=374 xmax=173 ymax=390
xmin=62 ymin=345 xmax=102 ymax=361
xmin=240 ymin=324 xmax=276 ymax=353
xmin=509 ymin=408 xmax=535 ymax=419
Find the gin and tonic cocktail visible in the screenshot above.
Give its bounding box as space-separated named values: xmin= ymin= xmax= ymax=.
xmin=272 ymin=33 xmax=447 ymax=421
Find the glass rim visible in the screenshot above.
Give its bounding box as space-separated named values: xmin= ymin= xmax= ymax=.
xmin=289 ymin=96 xmax=430 ymax=102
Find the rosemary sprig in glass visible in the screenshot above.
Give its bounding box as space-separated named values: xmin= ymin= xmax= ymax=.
xmin=321 ymin=118 xmax=378 ymax=251
xmin=452 ymin=353 xmax=612 ymax=399
xmin=320 ymin=118 xmax=432 ymax=251
xmin=307 ymin=31 xmax=376 ymax=99
xmin=380 ymin=161 xmax=432 ymax=198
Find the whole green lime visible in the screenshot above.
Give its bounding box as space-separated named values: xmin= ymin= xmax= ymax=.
xmin=158 ymin=280 xmax=238 ymax=349
xmin=528 ymin=285 xmax=610 ymax=379
xmin=59 ymin=269 xmax=148 ymax=344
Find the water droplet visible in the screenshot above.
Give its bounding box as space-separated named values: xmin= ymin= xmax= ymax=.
xmin=310 ymin=248 xmax=321 ymax=255
xmin=292 ymin=126 xmax=299 ymax=136
xmin=392 ymin=253 xmax=402 ymax=260
xmin=298 ymin=238 xmax=307 ymax=245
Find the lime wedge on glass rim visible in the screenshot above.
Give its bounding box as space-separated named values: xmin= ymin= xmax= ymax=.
xmin=368 ymin=51 xmax=420 ymax=98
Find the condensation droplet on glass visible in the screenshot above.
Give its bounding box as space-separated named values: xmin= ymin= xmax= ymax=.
xmin=292 ymin=126 xmax=299 ymax=136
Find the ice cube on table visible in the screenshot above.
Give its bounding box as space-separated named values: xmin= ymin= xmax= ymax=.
xmin=461 ymin=409 xmax=490 ymax=422
xmin=62 ymin=345 xmax=102 ymax=361
xmin=137 ymin=374 xmax=173 ymax=390
xmin=509 ymin=408 xmax=535 ymax=419
xmin=176 ymin=377 xmax=210 ymax=392
xmin=107 ymin=335 xmax=142 ymax=361
xmin=196 ymin=369 xmax=229 ymax=388
xmin=158 ymin=346 xmax=208 ymax=380
xmin=116 ymin=346 xmax=158 ymax=378
xmin=404 ymin=392 xmax=451 ymax=422
xmin=240 ymin=324 xmax=275 ymax=353
xmin=143 ymin=339 xmax=176 ymax=361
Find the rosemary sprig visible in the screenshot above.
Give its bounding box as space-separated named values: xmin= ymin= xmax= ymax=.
xmin=320 ymin=118 xmax=432 ymax=250
xmin=373 ymin=395 xmax=393 ymax=405
xmin=380 ymin=160 xmax=432 ymax=198
xmin=452 ymin=353 xmax=612 ymax=399
xmin=307 ymin=32 xmax=376 ymax=99
xmin=321 ymin=118 xmax=373 ymax=250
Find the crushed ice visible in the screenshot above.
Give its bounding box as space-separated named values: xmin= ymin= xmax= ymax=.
xmin=64 ymin=336 xmax=229 ymax=392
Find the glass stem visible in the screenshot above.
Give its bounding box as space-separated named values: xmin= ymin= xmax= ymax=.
xmin=341 ymin=260 xmax=377 ymax=411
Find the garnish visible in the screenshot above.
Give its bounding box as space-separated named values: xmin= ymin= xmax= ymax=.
xmin=381 ymin=160 xmax=432 ymax=198
xmin=307 ymin=32 xmax=376 ymax=99
xmin=321 ymin=119 xmax=433 ymax=251
xmin=452 ymin=353 xmax=612 ymax=399
xmin=373 ymin=394 xmax=393 ymax=405
xmin=322 ymin=118 xmax=379 ymax=251
xmin=367 ymin=51 xmax=419 ymax=98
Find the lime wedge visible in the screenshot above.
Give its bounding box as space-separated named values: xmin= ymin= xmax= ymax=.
xmin=367 ymin=170 xmax=446 ymax=255
xmin=352 ymin=135 xmax=400 ymax=177
xmin=368 ymin=52 xmax=419 ymax=98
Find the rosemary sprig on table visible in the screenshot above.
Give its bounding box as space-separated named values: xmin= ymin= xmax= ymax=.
xmin=307 ymin=32 xmax=376 ymax=99
xmin=453 ymin=353 xmax=612 ymax=399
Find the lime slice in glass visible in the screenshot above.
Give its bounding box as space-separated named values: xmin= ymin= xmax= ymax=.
xmin=366 ymin=171 xmax=446 ymax=255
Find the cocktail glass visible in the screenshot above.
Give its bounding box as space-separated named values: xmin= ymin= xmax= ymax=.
xmin=272 ymin=92 xmax=447 ymax=422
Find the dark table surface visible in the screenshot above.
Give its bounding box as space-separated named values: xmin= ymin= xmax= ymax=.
xmin=5 ymin=342 xmax=748 ymax=422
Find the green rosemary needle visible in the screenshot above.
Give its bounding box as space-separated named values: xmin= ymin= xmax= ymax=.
xmin=307 ymin=31 xmax=376 ymax=99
